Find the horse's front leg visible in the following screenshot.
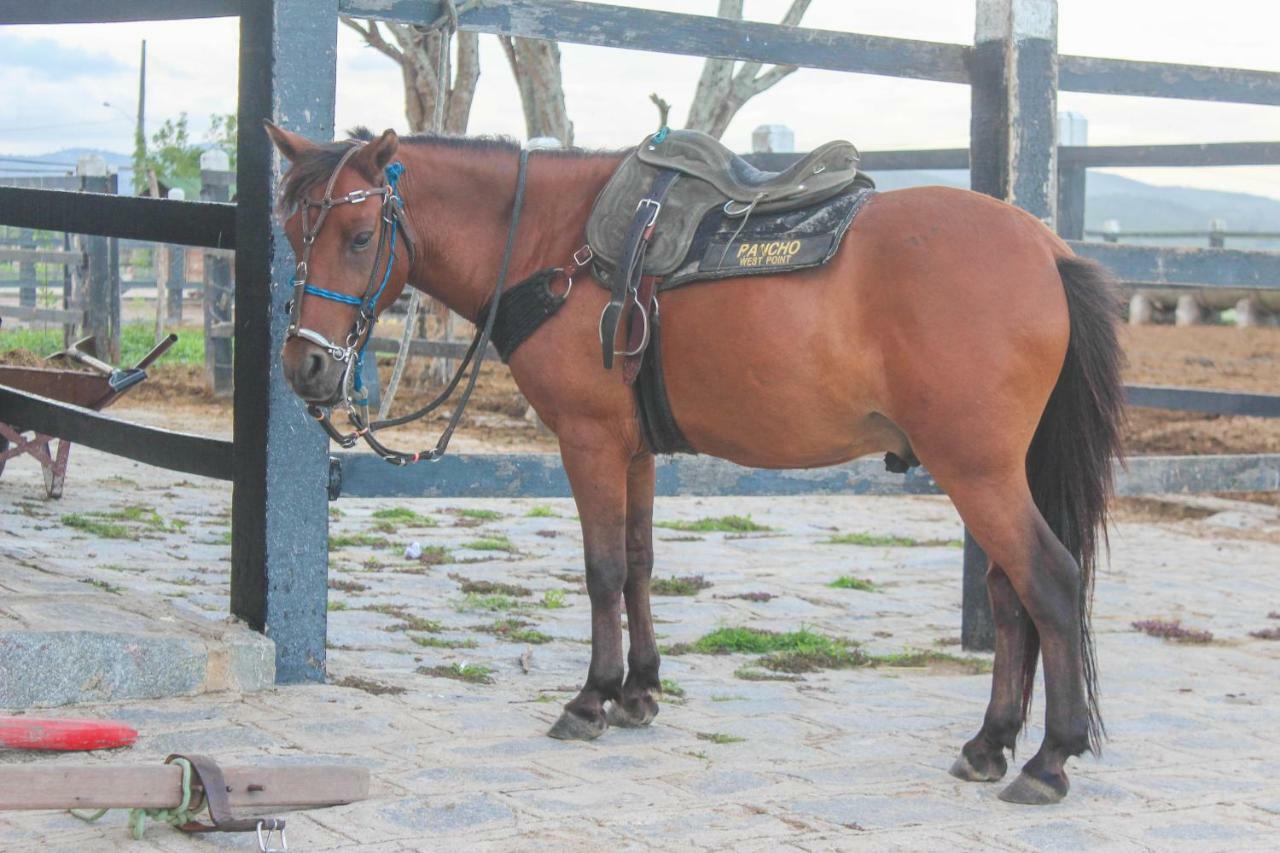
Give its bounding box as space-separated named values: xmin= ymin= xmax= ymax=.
xmin=609 ymin=453 xmax=661 ymax=727
xmin=548 ymin=435 xmax=630 ymax=741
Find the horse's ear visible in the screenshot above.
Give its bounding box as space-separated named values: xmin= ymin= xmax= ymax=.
xmin=358 ymin=128 xmax=399 ymax=175
xmin=263 ymin=120 xmax=316 ymax=163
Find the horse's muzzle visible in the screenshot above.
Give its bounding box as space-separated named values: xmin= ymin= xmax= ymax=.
xmin=282 ymin=340 xmax=346 ymax=405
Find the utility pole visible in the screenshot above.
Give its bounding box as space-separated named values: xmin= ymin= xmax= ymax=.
xmin=133 ymin=40 xmax=147 ymax=193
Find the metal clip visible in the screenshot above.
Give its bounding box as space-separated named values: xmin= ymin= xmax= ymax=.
xmin=572 ymin=244 xmax=594 ymax=266
xmin=257 ymin=819 xmax=287 ymax=853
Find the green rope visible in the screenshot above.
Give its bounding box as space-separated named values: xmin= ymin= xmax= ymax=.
xmin=68 ymin=756 xmax=202 ymax=840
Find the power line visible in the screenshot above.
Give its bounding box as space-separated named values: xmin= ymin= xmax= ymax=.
xmin=0 ymin=118 xmax=130 ymax=134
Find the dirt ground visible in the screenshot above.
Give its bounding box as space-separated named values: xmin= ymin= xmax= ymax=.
xmin=5 ymin=324 xmax=1279 ymax=456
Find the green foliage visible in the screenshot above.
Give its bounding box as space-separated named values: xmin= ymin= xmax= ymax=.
xmin=686 ymin=626 xmax=850 ymax=656
xmin=463 ymin=536 xmax=515 ymax=552
xmin=0 ymin=323 xmax=204 ymax=367
xmin=827 ymin=576 xmax=878 ymax=592
xmin=655 ymin=515 xmax=771 ymax=533
xmin=417 ymin=662 xmax=494 ymax=684
xmin=540 ymin=588 xmax=567 ymax=609
xmin=483 ymin=619 xmax=552 ymax=644
xmin=525 ymin=505 xmax=556 ymax=518
xmin=411 ymin=635 xmax=478 ymax=650
xmin=371 ymin=507 xmax=437 ymax=526
xmin=135 ymin=112 xmax=237 ymax=196
xmin=448 ymin=573 xmax=530 ymax=597
xmin=659 ymin=678 xmax=686 ymax=698
xmin=824 ymin=532 xmax=963 ymax=547
xmin=458 ymin=508 xmax=503 ymax=521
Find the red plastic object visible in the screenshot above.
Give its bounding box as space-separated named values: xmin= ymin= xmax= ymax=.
xmin=0 ymin=717 xmax=138 ymax=751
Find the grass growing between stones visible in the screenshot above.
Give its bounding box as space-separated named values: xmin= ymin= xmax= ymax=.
xmin=80 ymin=577 xmax=123 ymax=595
xmin=417 ymin=662 xmax=494 ymax=684
xmin=667 ymin=626 xmax=989 ymax=676
xmin=660 ymin=678 xmax=686 ymax=698
xmin=362 ymin=604 xmax=444 ymax=633
xmin=448 ymin=573 xmax=530 ymax=597
xmin=827 ymin=576 xmax=878 ymax=592
xmin=456 ymin=508 xmax=503 ymax=521
xmin=824 ymin=532 xmax=962 ymax=547
xmin=62 ymin=505 xmax=182 ymax=540
xmin=697 ymin=732 xmax=745 ymax=745
xmin=478 ymin=618 xmax=553 ymax=644
xmin=1132 ymin=619 xmax=1215 ymax=644
xmin=541 ymin=589 xmax=568 ymax=609
xmin=459 ymin=593 xmax=522 ymax=612
xmin=372 ymin=507 xmax=437 ymax=526
xmin=462 ymin=536 xmax=515 ymax=552
xmin=655 ymin=515 xmax=772 ymax=533
xmin=526 ymin=505 xmax=556 ymax=518
xmin=329 ymin=532 xmax=391 ymax=550
xmin=652 ymin=575 xmax=713 ymax=596
xmin=412 ymin=635 xmax=479 ymax=650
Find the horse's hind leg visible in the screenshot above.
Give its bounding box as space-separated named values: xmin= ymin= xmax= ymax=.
xmin=941 ymin=474 xmax=1092 ymax=804
xmin=608 ymin=453 xmax=662 ymax=727
xmin=950 ymin=564 xmax=1038 ymax=783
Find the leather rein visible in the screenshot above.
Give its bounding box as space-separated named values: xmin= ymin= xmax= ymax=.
xmin=289 ymin=141 xmax=530 ymax=465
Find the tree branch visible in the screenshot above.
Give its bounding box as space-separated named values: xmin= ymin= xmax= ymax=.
xmin=340 ymin=17 xmax=403 ymax=63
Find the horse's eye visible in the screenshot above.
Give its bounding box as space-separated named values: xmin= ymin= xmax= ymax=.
xmin=351 ymin=231 xmax=373 ymax=250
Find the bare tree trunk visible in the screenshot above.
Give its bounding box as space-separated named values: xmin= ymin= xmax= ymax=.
xmin=684 ymin=0 xmax=812 ymax=139
xmin=341 ymin=19 xmax=479 ymax=134
xmin=500 ymin=37 xmax=573 ymax=146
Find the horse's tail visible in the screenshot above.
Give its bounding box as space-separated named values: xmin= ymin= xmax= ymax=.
xmin=1022 ymin=254 xmax=1127 ymax=753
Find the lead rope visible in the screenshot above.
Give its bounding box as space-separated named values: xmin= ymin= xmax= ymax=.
xmin=346 ymin=145 xmax=530 ymax=464
xmin=377 ymin=0 xmax=459 ymax=419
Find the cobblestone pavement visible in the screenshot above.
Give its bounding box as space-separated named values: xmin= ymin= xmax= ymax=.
xmin=2 ymin=448 xmax=1279 ymax=851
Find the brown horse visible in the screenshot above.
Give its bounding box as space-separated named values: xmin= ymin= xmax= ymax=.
xmin=264 ymin=123 xmax=1125 ymax=805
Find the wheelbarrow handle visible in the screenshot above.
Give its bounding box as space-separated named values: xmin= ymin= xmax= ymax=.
xmin=133 ymin=333 xmax=178 ymax=372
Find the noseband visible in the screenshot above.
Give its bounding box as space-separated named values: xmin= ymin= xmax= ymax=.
xmin=287 ymin=142 xmax=415 ymax=406
xmin=287 ymin=141 xmax=530 ymax=466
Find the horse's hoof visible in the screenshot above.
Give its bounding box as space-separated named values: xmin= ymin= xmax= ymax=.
xmin=998 ymin=771 xmax=1068 ymax=805
xmin=606 ymin=697 xmax=659 ymax=728
xmin=949 ymin=751 xmax=1007 ymax=783
xmin=548 ymin=709 xmax=607 ymax=741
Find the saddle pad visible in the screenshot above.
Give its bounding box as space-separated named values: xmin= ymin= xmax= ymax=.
xmin=658 ymin=184 xmax=875 ymax=291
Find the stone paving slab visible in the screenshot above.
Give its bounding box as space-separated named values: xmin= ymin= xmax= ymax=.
xmin=2 ymin=447 xmax=1279 ymax=849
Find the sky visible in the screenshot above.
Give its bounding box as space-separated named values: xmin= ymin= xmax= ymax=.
xmin=2 ymin=0 xmax=1277 ymax=199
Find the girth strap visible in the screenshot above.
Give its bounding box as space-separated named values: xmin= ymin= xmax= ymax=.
xmin=600 ymin=168 xmax=679 ymax=372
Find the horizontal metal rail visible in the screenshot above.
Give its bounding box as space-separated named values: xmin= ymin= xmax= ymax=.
xmin=1060 ymin=142 xmax=1280 ymax=168
xmin=0 ymin=248 xmax=81 ymax=265
xmin=1126 ymin=385 xmax=1280 ymax=418
xmin=1069 ymin=242 xmax=1280 ymax=289
xmin=330 ymin=451 xmax=1280 ymax=499
xmin=0 ymin=0 xmax=240 ymax=24
xmin=1060 ymin=55 xmax=1280 ymax=107
xmin=0 ymin=384 xmax=233 ymax=481
xmin=0 ymin=189 xmax=235 ymax=250
xmin=0 ymin=304 xmax=81 ymax=324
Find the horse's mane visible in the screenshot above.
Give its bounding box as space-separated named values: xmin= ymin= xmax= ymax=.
xmin=277 ymin=126 xmax=625 ymax=213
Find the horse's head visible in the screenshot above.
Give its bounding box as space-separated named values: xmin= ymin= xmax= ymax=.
xmin=265 ymin=122 xmax=413 ymax=405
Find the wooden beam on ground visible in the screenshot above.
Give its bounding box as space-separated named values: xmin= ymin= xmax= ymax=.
xmin=0 ymin=764 xmax=368 ymax=811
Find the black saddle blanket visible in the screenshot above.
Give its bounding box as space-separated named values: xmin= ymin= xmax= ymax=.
xmin=660 ymin=183 xmax=875 ymax=291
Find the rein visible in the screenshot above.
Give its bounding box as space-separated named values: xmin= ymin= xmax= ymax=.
xmin=295 ymin=145 xmax=532 ymax=466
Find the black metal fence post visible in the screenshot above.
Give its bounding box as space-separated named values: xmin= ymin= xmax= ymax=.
xmin=201 ymin=165 xmax=234 ymax=395
xmin=963 ymin=0 xmax=1060 ymax=652
xmin=232 ymin=0 xmax=338 ymax=684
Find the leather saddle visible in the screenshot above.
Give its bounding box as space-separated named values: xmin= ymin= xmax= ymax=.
xmin=586 ymin=128 xmax=863 ymax=381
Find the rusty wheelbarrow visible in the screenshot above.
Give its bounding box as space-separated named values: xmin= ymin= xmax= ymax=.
xmin=0 ymin=334 xmax=176 ymax=498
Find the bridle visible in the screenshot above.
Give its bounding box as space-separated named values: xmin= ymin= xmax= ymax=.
xmin=285 ymin=141 xmax=530 ymax=466
xmin=287 ymin=141 xmax=414 ymax=407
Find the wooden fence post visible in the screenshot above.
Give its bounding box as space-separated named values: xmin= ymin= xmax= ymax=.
xmin=233 ymin=0 xmax=337 ymax=684
xmin=201 ymin=156 xmax=234 ymax=395
xmin=965 ymin=0 xmax=1060 ymax=652
xmin=76 ymin=157 xmax=120 ymax=361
